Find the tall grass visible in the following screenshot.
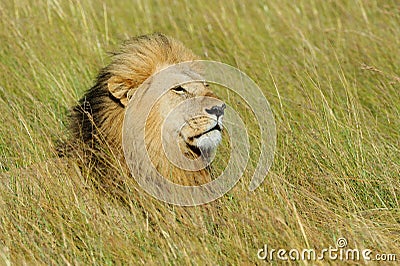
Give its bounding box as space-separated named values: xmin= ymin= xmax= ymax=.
xmin=1 ymin=0 xmax=399 ymax=264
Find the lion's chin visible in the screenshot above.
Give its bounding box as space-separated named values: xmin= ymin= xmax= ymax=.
xmin=190 ymin=129 xmax=222 ymax=161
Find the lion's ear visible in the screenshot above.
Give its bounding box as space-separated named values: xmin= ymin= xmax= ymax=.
xmin=108 ymin=76 xmax=133 ymax=107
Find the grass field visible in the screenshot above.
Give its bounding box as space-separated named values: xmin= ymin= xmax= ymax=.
xmin=1 ymin=0 xmax=399 ymax=264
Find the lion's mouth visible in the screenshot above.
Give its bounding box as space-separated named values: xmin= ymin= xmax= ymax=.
xmin=186 ymin=142 xmax=202 ymax=157
xmin=185 ymin=124 xmax=222 ymax=158
xmin=188 ymin=124 xmax=222 ymax=141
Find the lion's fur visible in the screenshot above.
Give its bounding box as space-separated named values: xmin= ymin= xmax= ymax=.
xmin=69 ymin=33 xmax=215 ymax=186
xmin=70 ymin=33 xmax=198 ymax=154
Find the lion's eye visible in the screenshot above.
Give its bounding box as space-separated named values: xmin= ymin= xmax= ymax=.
xmin=172 ymin=86 xmax=187 ymax=94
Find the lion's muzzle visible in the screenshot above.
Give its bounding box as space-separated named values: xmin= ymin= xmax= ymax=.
xmin=205 ymin=103 xmax=226 ymax=118
xmin=180 ymin=105 xmax=224 ymax=159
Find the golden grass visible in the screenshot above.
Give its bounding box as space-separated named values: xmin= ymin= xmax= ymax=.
xmin=1 ymin=0 xmax=399 ymax=264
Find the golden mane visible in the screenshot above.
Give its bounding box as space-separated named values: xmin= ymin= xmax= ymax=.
xmin=70 ymin=33 xmax=198 ymax=156
xmin=68 ymin=33 xmax=223 ymax=189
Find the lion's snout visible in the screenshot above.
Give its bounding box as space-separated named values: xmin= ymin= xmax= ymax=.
xmin=205 ymin=103 xmax=226 ymax=118
xmin=180 ymin=109 xmax=224 ymax=159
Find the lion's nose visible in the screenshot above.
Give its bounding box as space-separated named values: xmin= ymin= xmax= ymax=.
xmin=205 ymin=103 xmax=226 ymax=118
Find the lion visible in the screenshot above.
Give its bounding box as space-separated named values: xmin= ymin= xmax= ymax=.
xmin=69 ymin=33 xmax=225 ymax=187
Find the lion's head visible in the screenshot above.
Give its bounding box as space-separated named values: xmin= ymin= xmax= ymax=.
xmin=70 ymin=33 xmax=224 ymax=185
